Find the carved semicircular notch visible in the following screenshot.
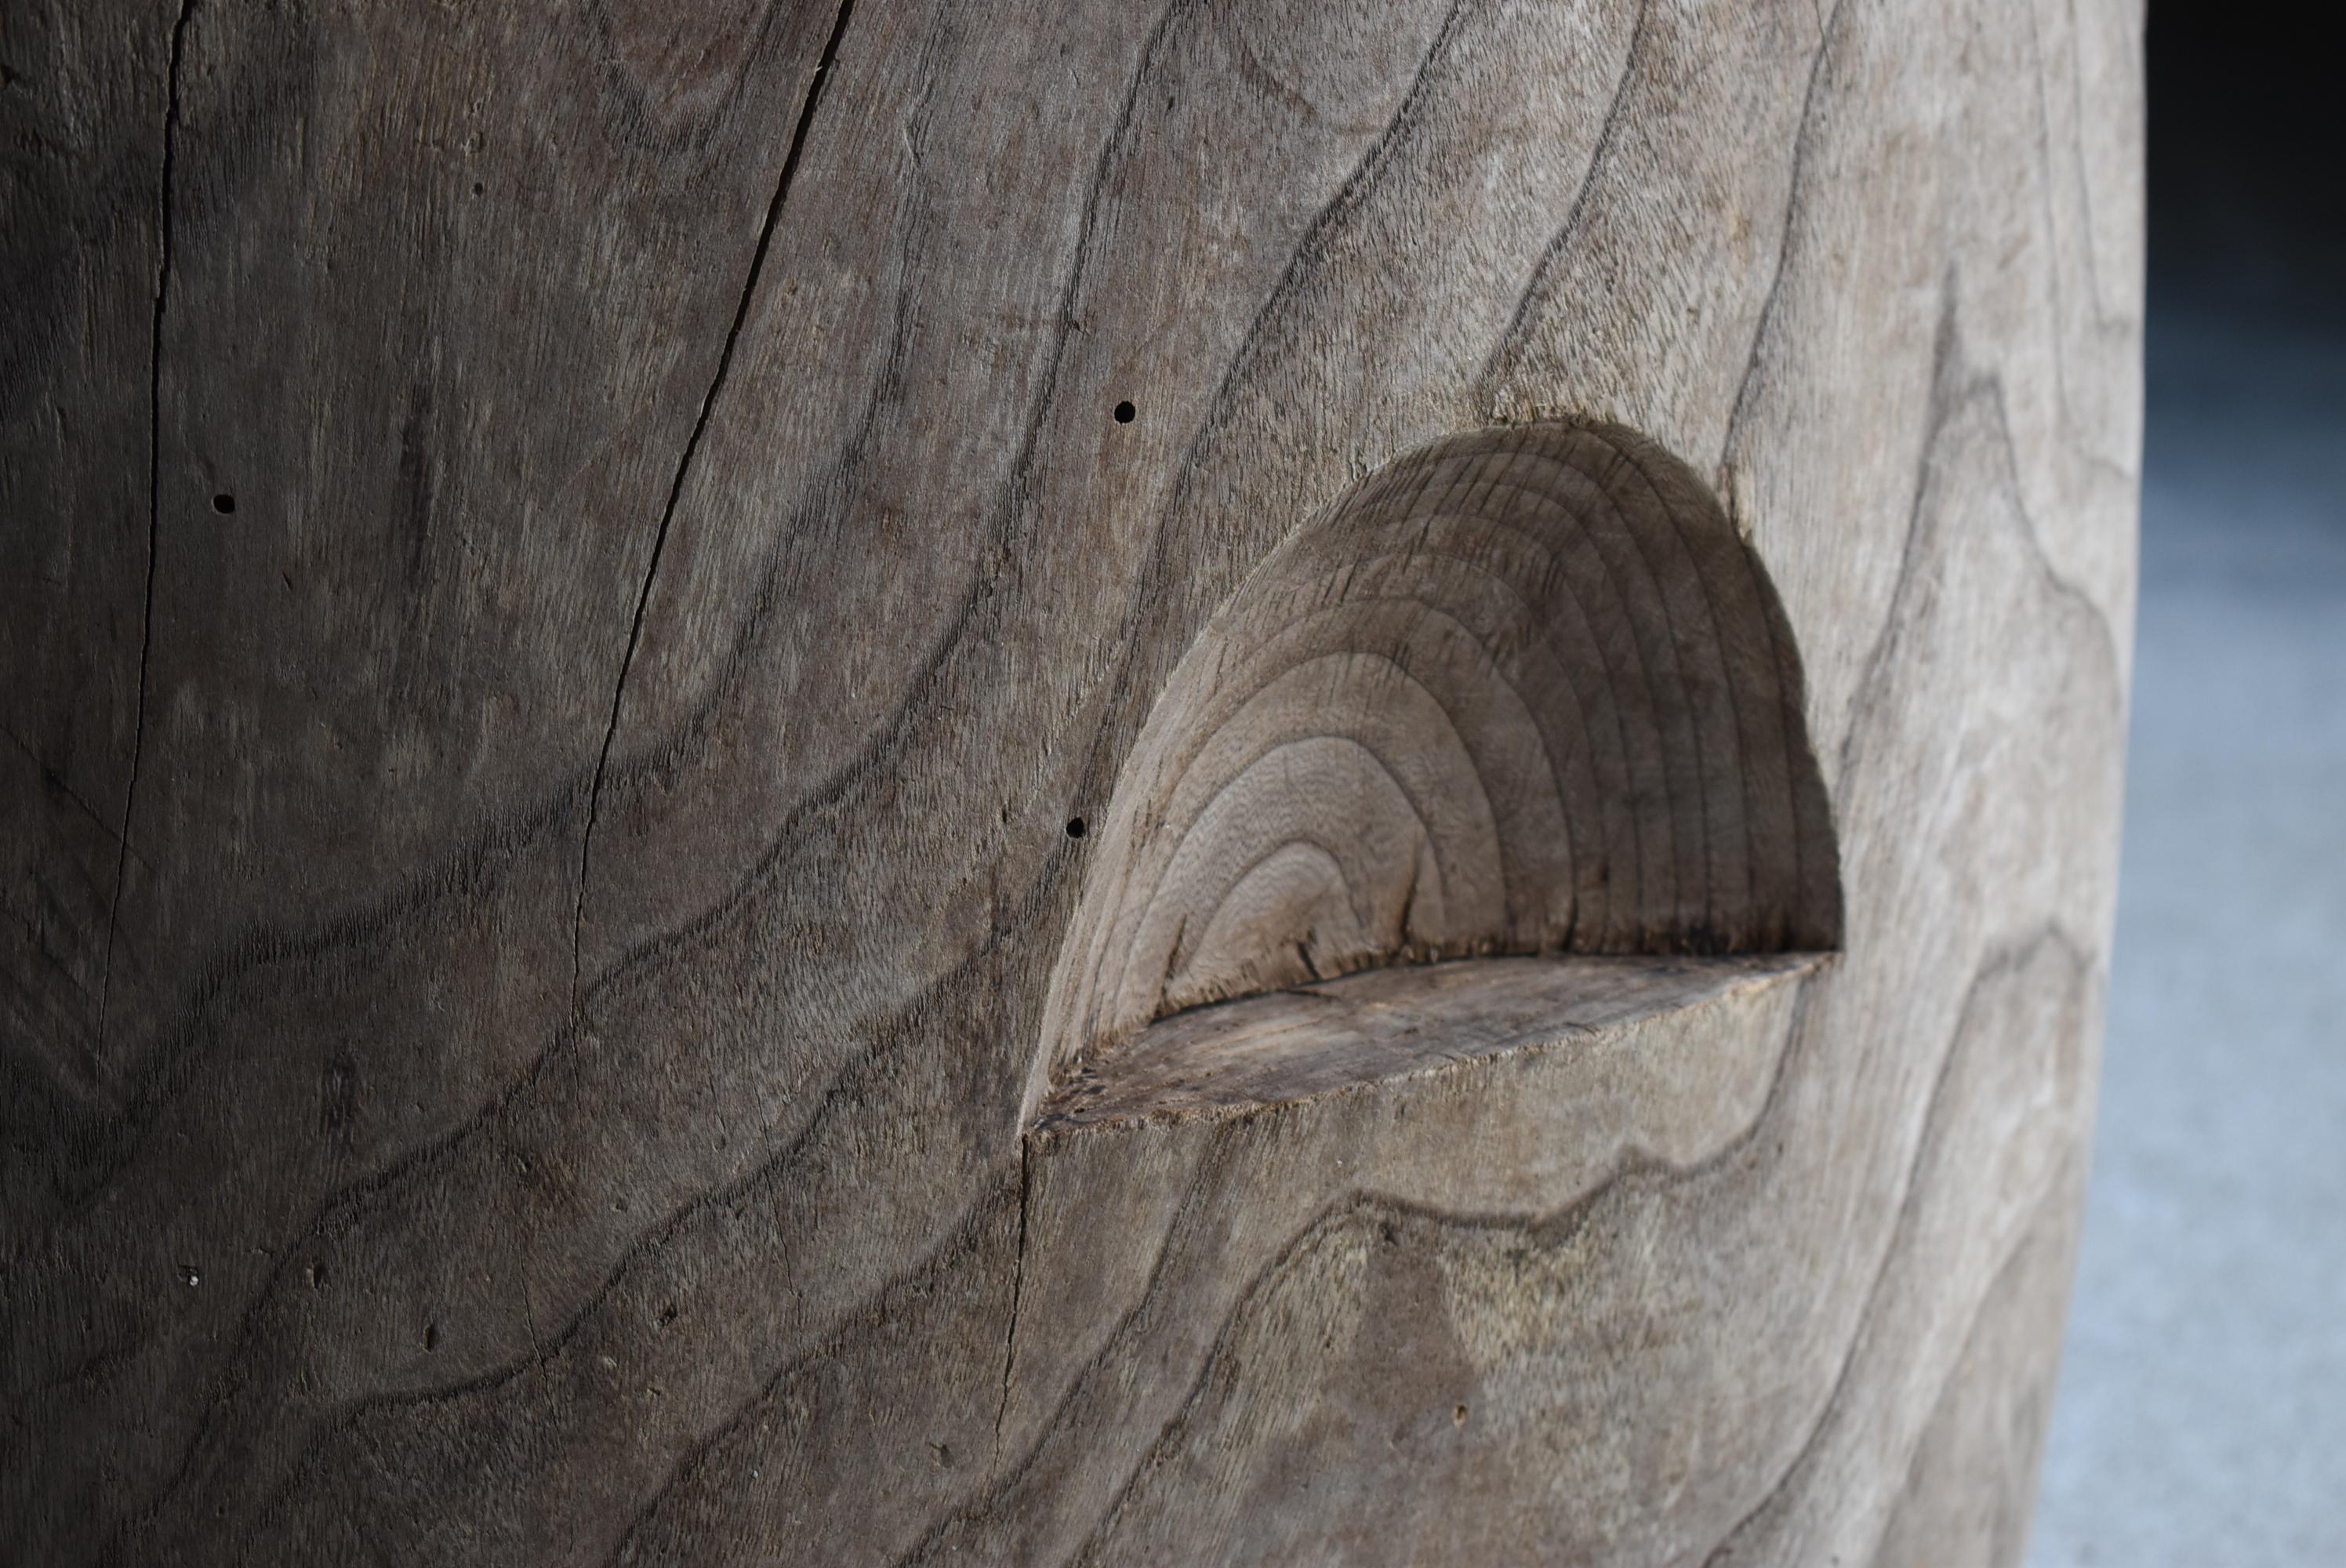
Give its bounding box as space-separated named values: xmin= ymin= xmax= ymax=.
xmin=1032 ymin=419 xmax=1840 ymax=1130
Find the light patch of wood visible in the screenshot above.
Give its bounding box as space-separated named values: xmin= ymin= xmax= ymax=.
xmin=1040 ymin=953 xmax=1824 ymax=1132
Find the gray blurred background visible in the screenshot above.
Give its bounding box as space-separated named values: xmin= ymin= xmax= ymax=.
xmin=2026 ymin=13 xmax=2345 ymax=1566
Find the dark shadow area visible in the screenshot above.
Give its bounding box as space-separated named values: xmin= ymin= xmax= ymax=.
xmin=2141 ymin=10 xmax=2346 ymax=330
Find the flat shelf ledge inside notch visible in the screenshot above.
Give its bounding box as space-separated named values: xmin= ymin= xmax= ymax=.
xmin=1033 ymin=951 xmax=1831 ymax=1134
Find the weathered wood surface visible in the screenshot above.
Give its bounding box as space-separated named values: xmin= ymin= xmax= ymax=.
xmin=1038 ymin=954 xmax=1825 ymax=1131
xmin=1 ymin=0 xmax=2141 ymax=1563
xmin=1035 ymin=420 xmax=1840 ymax=1106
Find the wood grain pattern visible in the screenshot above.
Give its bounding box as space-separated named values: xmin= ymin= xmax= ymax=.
xmin=1038 ymin=953 xmax=1824 ymax=1131
xmin=1037 ymin=420 xmax=1838 ymax=1106
xmin=2 ymin=0 xmax=2142 ymax=1562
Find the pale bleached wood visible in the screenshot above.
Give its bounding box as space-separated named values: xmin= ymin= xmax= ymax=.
xmin=1037 ymin=953 xmax=1824 ymax=1131
xmin=1 ymin=0 xmax=2141 ymax=1563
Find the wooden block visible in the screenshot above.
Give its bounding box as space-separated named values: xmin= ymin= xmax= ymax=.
xmin=0 ymin=0 xmax=2142 ymax=1561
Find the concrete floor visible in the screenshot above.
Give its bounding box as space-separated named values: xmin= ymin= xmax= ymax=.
xmin=2025 ymin=302 xmax=2346 ymax=1565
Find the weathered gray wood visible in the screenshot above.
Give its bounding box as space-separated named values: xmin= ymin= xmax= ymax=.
xmin=2 ymin=0 xmax=2141 ymax=1563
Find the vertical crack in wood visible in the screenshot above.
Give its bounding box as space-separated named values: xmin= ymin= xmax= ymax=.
xmin=990 ymin=1132 xmax=1033 ymax=1486
xmin=98 ymin=0 xmax=198 ymax=1062
xmin=569 ymin=0 xmax=862 ymax=1005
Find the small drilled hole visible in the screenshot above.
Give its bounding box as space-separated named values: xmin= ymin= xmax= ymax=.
xmin=424 ymin=1323 xmax=440 ymax=1352
xmin=212 ymin=493 xmax=235 ymax=515
xmin=1065 ymin=817 xmax=1088 ymax=840
xmin=1113 ymin=401 xmax=1135 ymax=424
xmin=471 ymin=181 xmax=485 ymax=196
